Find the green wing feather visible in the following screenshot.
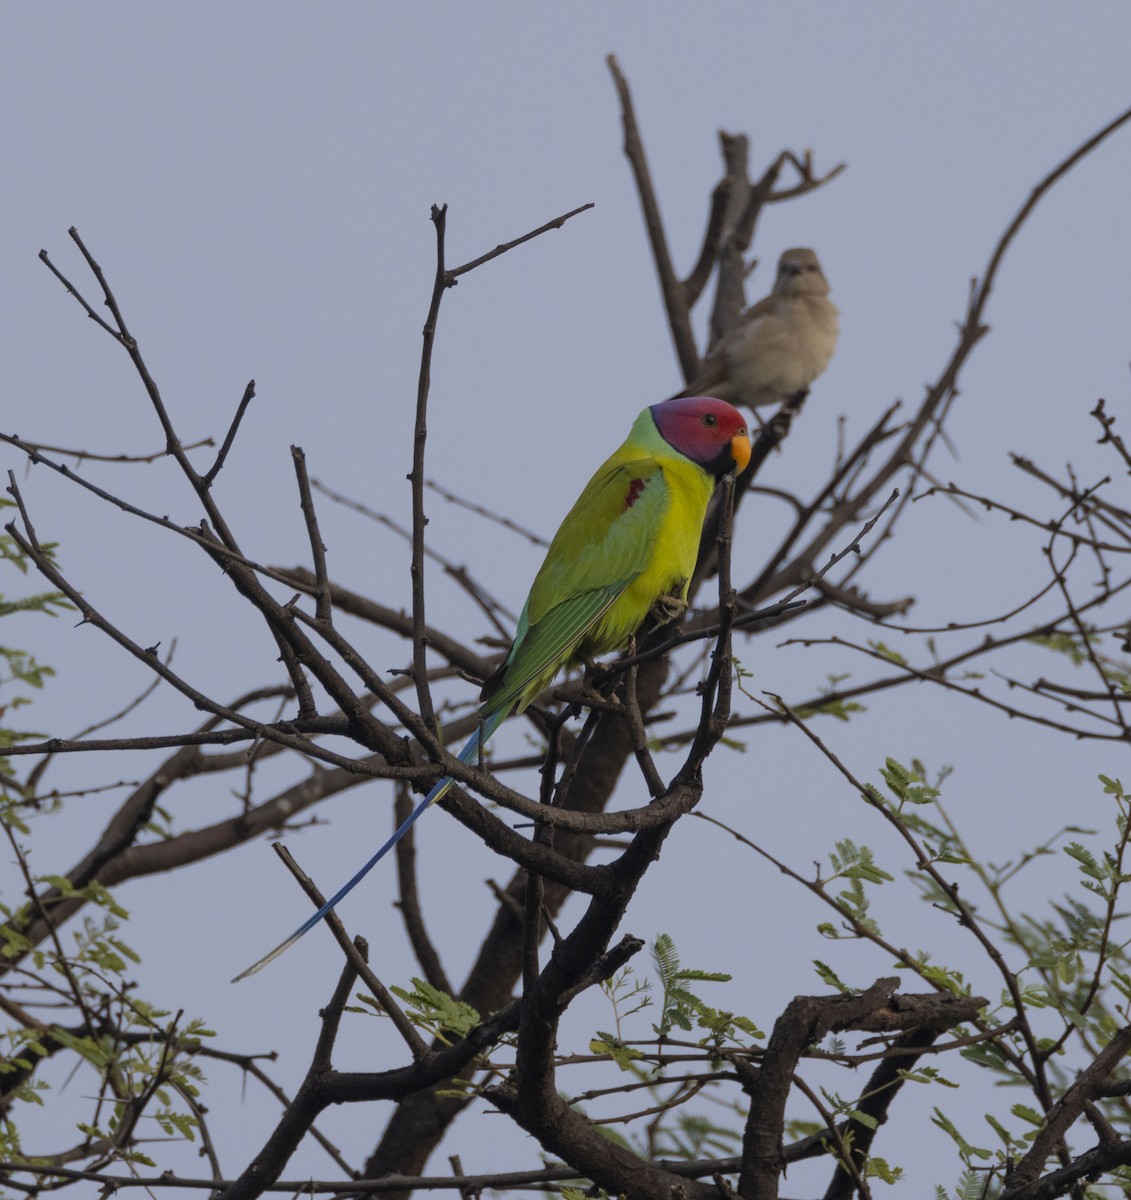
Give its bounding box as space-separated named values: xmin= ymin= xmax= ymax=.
xmin=480 ymin=582 xmax=628 ymax=719
xmin=483 ymin=456 xmax=671 ymax=718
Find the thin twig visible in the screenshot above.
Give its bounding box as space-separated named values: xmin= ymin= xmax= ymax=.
xmin=292 ymin=446 xmax=333 ymax=623
xmin=203 ymin=379 xmax=256 ymax=486
xmin=447 ymin=203 xmax=594 ymax=281
xmin=18 ymin=437 xmax=215 ymax=464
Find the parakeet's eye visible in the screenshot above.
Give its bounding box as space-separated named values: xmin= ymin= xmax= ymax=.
xmin=703 ymin=413 xmax=717 ymax=427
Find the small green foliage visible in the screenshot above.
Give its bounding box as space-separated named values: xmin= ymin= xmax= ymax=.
xmin=593 ymin=1124 xmax=635 ymax=1151
xmin=562 ymin=1187 xmax=610 ymax=1200
xmin=983 ymin=1111 xmax=1025 ymax=1156
xmin=914 ymin=960 xmax=970 ymax=997
xmin=897 ymin=1065 xmax=959 ymax=1089
xmin=1010 ymin=1102 xmax=1045 ymax=1129
xmin=650 ymin=934 xmax=761 ymax=1046
xmin=959 ymin=1035 xmax=1017 ymax=1076
xmin=651 ymin=932 xmax=728 ymax=1036
xmin=142 ymin=802 xmax=178 ymax=841
xmin=784 ymin=1116 xmax=825 ymax=1140
xmin=1029 ymin=631 xmax=1091 ymax=665
xmin=878 ymin=757 xmax=940 ymax=808
xmin=0 ymin=557 xmax=70 ymax=778
xmin=155 ymin=1106 xmax=199 ymax=1141
xmin=652 ymin=1112 xmax=742 ymax=1162
xmin=1014 ymin=980 xmax=1057 ymax=1009
xmin=41 ymin=876 xmax=130 ymax=920
xmin=868 ymin=639 xmax=908 ymax=666
xmin=717 ymin=734 xmax=748 ymax=752
xmin=865 ymin=1156 xmax=904 ymax=1185
xmin=600 ymin=964 xmax=652 ymax=1040
xmin=829 ymin=838 xmax=894 ymax=886
xmin=1109 ymin=965 xmax=1131 ymax=1002
xmin=812 ymin=960 xmax=853 ymax=993
xmin=385 ymin=979 xmax=480 ymax=1041
xmin=0 ymin=594 xmax=71 ymax=619
xmin=590 ymin=1032 xmax=644 ymax=1071
xmin=1058 ymin=779 xmax=1131 ymax=909
xmin=0 ymin=507 xmax=52 ymax=575
xmin=936 ymin=1168 xmax=997 ymax=1200
xmin=816 ymin=839 xmax=892 ymax=939
xmin=65 ymin=912 xmax=137 ymax=980
xmin=931 ymin=1108 xmax=992 ymax=1162
xmin=793 ymin=696 xmax=867 ymax=722
xmin=861 ymin=782 xmax=885 ymax=807
xmin=792 ymin=673 xmax=866 ymax=722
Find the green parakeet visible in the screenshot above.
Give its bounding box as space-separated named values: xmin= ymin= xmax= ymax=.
xmin=234 ymin=396 xmax=750 ymax=980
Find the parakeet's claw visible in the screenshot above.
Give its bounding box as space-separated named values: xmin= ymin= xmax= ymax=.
xmin=577 ymin=682 xmax=618 ymax=711
xmin=577 ymin=648 xmax=632 ymax=705
xmin=578 ymin=655 xmax=613 ymax=695
xmin=649 ymin=591 xmax=688 ymax=625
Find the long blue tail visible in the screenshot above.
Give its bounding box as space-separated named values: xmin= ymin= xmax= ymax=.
xmin=232 ymin=710 xmax=507 ymax=981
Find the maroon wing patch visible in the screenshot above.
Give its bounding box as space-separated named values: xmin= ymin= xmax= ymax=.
xmin=623 ymin=477 xmax=647 ymax=511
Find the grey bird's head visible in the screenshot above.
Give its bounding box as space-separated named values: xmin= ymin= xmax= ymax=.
xmin=773 ymin=248 xmax=830 ymax=297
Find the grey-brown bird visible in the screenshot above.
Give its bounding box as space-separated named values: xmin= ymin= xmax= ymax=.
xmin=675 ymin=248 xmax=839 ymax=409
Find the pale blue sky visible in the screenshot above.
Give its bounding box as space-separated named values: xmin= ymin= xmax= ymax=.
xmin=3 ymin=6 xmax=1131 ymax=1192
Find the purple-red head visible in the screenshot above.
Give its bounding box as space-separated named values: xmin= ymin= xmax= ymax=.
xmin=649 ymin=396 xmax=752 ymax=479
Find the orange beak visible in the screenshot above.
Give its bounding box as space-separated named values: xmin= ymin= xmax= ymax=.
xmin=731 ymin=429 xmax=752 ymax=476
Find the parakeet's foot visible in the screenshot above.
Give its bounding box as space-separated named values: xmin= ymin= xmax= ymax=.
xmin=578 ymin=647 xmax=631 ymax=705
xmin=577 ymin=682 xmax=621 ymax=712
xmin=649 ymin=592 xmax=688 ymax=625
xmin=579 ymin=655 xmax=612 ymax=691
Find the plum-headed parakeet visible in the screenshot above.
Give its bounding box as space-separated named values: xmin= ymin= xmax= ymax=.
xmin=233 ymin=396 xmax=750 ymax=980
